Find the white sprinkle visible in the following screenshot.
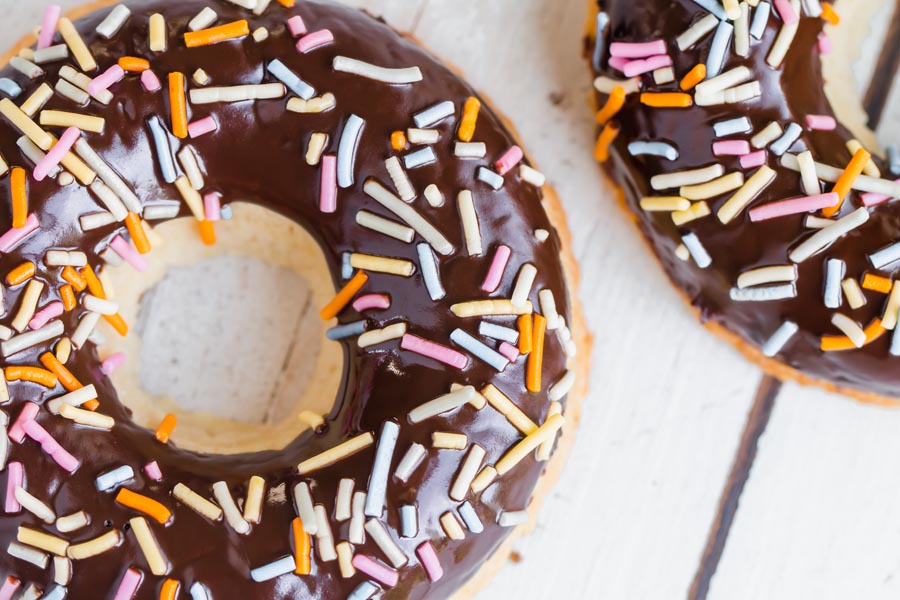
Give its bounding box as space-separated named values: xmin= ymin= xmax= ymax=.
xmin=763 ymin=321 xmax=799 ymax=357
xmin=71 ymin=312 xmax=101 ymax=349
xmin=17 ymin=137 xmax=58 ymax=178
xmin=737 ymin=265 xmax=797 ymax=289
xmin=400 ymin=504 xmax=418 ymax=538
xmin=455 ymin=142 xmax=486 ymax=158
xmin=9 ymin=57 xmax=43 ymax=80
xmin=519 ymin=165 xmax=546 ymax=187
xmin=831 ymin=313 xmax=866 ymax=348
xmin=450 ymin=444 xmax=485 ymax=501
xmin=424 ymin=184 xmax=444 ymax=207
xmin=824 ymin=258 xmax=845 ymax=308
xmin=365 ymin=519 xmax=408 ymax=568
xmin=549 ymin=370 xmax=576 ymax=401
xmin=535 ymin=229 xmax=550 ymax=242
xmin=363 ymin=180 xmax=454 ymax=255
xmin=594 ymin=76 xmax=641 ymax=95
xmin=314 ymin=504 xmax=337 ymax=561
xmin=33 ymin=45 xmax=69 ymax=65
xmin=790 ymin=208 xmax=869 ymax=263
xmin=356 ymin=211 xmax=414 ymax=242
xmin=653 ymin=67 xmax=676 ymax=85
xmin=2 ymin=320 xmax=65 ymax=357
xmin=45 ymin=250 xmax=87 ymax=267
xmin=408 ymin=387 xmax=478 ymax=424
xmin=55 ymin=79 xmax=89 ymax=104
xmin=497 ymin=510 xmax=529 ymax=528
xmin=88 ymin=182 xmax=128 ymax=222
xmin=385 ymin=156 xmax=415 ymax=201
xmin=628 ymin=141 xmax=679 ymax=161
xmin=291 ymin=482 xmax=317 ymax=535
xmin=8 ymin=541 xmax=48 ymax=568
xmin=75 ymin=140 xmax=141 ymax=212
xmin=677 ymin=13 xmax=719 ymax=50
xmin=403 ymin=147 xmax=435 ymax=169
xmin=349 ymin=491 xmax=367 ymax=544
xmin=96 ymin=5 xmax=131 ymax=39
xmin=511 ymin=264 xmax=537 ymax=307
xmin=842 ymin=278 xmax=866 ymax=309
xmin=417 ymin=243 xmax=446 ymax=301
xmin=450 ymin=329 xmax=509 ymax=372
xmin=348 ymin=582 xmax=379 ymax=600
xmin=479 ymin=322 xmax=518 ymax=344
xmin=695 ymin=67 xmax=752 ymax=98
xmin=189 ymin=84 xmax=285 ymax=104
xmin=651 ymin=164 xmax=725 ymax=190
xmin=358 ymin=323 xmax=407 ymax=348
xmin=797 ymin=151 xmax=820 ymax=196
xmin=365 ymin=421 xmax=400 ymax=518
xmin=250 ymin=555 xmax=296 ymax=582
xmin=734 ymin=1 xmax=751 ymax=57
xmin=714 ymin=116 xmax=752 ymax=137
xmin=407 ymin=128 xmax=439 ymax=144
xmin=95 ymin=465 xmax=134 ymax=492
xmin=252 ymin=27 xmax=269 ymax=42
xmin=414 ymin=101 xmax=455 ymax=127
xmin=729 ymin=284 xmax=796 ymax=302
xmin=458 ymin=190 xmax=482 ymax=256
xmin=682 ymin=233 xmax=712 ymax=269
xmin=335 ymin=479 xmax=354 ymax=522
xmin=188 ymin=7 xmax=218 ymax=32
xmin=870 ymin=241 xmax=900 ymax=270
xmin=333 ymin=56 xmax=423 ymax=84
xmin=212 ymin=481 xmax=250 ymax=535
xmin=16 ymin=488 xmax=56 ymax=523
xmin=477 ymin=167 xmax=504 ymax=190
xmin=394 ymin=443 xmax=427 ymax=482
xmin=190 ymin=583 xmax=212 ymax=600
xmin=143 ymin=203 xmax=180 ymax=221
xmin=337 ymin=115 xmax=365 ymax=188
xmin=83 ymin=294 xmax=118 ymax=316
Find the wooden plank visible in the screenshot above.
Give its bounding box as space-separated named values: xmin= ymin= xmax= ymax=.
xmin=709 ymin=381 xmax=900 ymax=599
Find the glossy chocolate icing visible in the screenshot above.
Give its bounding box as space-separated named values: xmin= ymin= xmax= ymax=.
xmin=0 ymin=1 xmax=574 ymax=598
xmin=591 ymin=0 xmax=900 ymax=398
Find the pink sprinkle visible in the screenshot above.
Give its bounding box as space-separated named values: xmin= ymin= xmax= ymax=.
xmin=23 ymin=419 xmax=79 ymax=472
xmin=296 ymin=29 xmax=334 ymax=53
xmin=188 ymin=116 xmax=217 ymax=139
xmin=100 ymin=352 xmax=127 ymax=375
xmin=9 ymin=403 xmax=39 ymax=444
xmin=287 ymin=15 xmax=307 ymax=37
xmin=740 ymin=150 xmax=768 ymax=169
xmin=748 ymin=192 xmax=840 ymax=222
xmin=498 ymin=342 xmax=520 ymax=363
xmin=351 ymin=554 xmax=398 ymax=587
xmin=319 ymin=155 xmax=337 ymax=213
xmin=29 ymin=302 xmax=63 ymax=331
xmin=0 ymin=214 xmax=39 ymax=253
xmin=774 ymin=0 xmax=799 ymax=25
xmin=818 ymin=32 xmax=832 ymax=54
xmin=494 ymin=146 xmax=523 ymax=176
xmin=143 ymin=461 xmax=163 ymax=481
xmin=608 ymin=56 xmax=630 ymax=72
xmin=140 ymin=69 xmax=162 ymax=93
xmin=400 ymin=334 xmax=469 ymax=369
xmin=622 ymin=54 xmax=673 ymax=78
xmin=481 ymin=245 xmax=512 ymax=293
xmin=416 ymin=542 xmax=443 ymax=582
xmin=87 ymin=64 xmax=125 ymax=97
xmin=609 ymin=40 xmax=666 ymax=59
xmin=0 ymin=576 xmax=20 ymax=600
xmin=861 ymin=179 xmax=900 ymax=207
xmin=712 ymin=140 xmax=751 ymax=156
xmin=203 ymin=193 xmax=222 ymax=222
xmin=37 ymin=5 xmax=61 ymax=50
xmin=805 ymin=115 xmax=837 ymax=131
xmin=352 ymin=294 xmax=391 ymax=312
xmin=110 ymin=235 xmax=148 ymax=272
xmin=113 ymin=568 xmax=143 ymax=600
xmin=4 ymin=462 xmax=23 ymax=513
xmin=34 ymin=126 xmax=80 ymax=181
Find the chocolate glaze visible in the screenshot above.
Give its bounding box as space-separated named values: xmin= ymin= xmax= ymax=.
xmin=0 ymin=1 xmax=574 ymax=598
xmin=591 ymin=0 xmax=900 ymax=398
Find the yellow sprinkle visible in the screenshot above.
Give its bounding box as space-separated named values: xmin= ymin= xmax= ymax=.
xmin=349 ymin=253 xmax=414 ymax=277
xmin=172 ymin=483 xmax=223 ymax=522
xmin=495 ymin=414 xmax=565 ymax=476
xmin=149 ymin=14 xmax=167 ymax=52
xmin=481 ymin=384 xmax=538 ymax=435
xmin=57 ymin=17 xmax=96 ymax=71
xmin=40 ymin=110 xmax=105 ymax=133
xmin=450 ymin=299 xmax=533 ymax=318
xmin=297 ymin=433 xmax=375 ymax=475
xmin=67 ymin=530 xmax=121 ymax=560
xmin=129 ymin=517 xmax=168 ymax=576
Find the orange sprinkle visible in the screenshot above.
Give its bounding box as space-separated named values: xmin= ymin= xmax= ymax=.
xmin=155 ymin=413 xmax=177 ymax=444
xmin=517 ymin=314 xmax=533 ymax=354
xmin=125 ymin=213 xmax=151 ymax=254
xmin=6 ymin=261 xmax=34 ymax=285
xmin=81 ymin=264 xmax=105 ymax=298
xmin=862 ymin=273 xmax=893 ymax=294
xmin=198 ymin=220 xmax=216 ymax=246
xmin=117 ymin=56 xmax=150 ymax=72
xmin=391 ymin=131 xmax=407 ymax=151
xmin=5 ymin=366 xmax=58 ymax=388
xmin=60 ymin=284 xmax=76 ymax=311
xmin=159 ymin=579 xmax=180 ymax=600
xmin=61 ymin=266 xmax=87 ymax=292
xmin=640 ymin=92 xmax=693 ymax=108
xmin=821 ymin=318 xmax=885 ymax=351
xmin=39 ymin=352 xmax=81 ymax=392
xmin=10 ymin=167 xmax=27 ymax=229
xmin=115 ymin=488 xmax=172 ymax=525
xmin=595 ymin=86 xmax=626 ymax=126
xmin=680 ymin=63 xmax=707 ymax=91
xmin=822 ymin=147 xmax=870 ymax=217
xmin=168 ymin=72 xmax=188 ymax=139
xmin=292 ymin=517 xmax=311 ymax=575
xmin=458 ymin=96 xmax=481 ymax=143
xmin=594 ymin=122 xmax=620 ymax=163
xmin=83 ymin=399 xmax=100 ymax=411
xmin=277 ymin=0 xmax=296 ymax=6
xmin=104 ymin=313 xmax=128 ymax=336
xmin=821 ymin=3 xmax=840 ymax=25
xmin=320 ymin=271 xmax=368 ymax=320
xmin=526 ymin=314 xmax=546 ymax=393
xmin=184 ymin=20 xmax=250 ymax=48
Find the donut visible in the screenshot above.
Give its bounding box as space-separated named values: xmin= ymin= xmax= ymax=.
xmin=589 ymin=0 xmax=900 ymax=403
xmin=0 ymin=0 xmax=587 ymax=598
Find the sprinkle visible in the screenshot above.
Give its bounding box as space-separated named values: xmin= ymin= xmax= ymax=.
xmin=358 ymin=323 xmax=407 ymax=348
xmin=96 ymin=5 xmax=131 ymax=39
xmin=458 ymin=97 xmax=481 ymax=142
xmin=681 ymin=172 xmax=745 ymax=200
xmin=440 ymin=512 xmax=465 ymax=540
xmin=713 ymin=140 xmax=751 ymax=157
xmin=404 ymin=147 xmax=436 ymax=169
xmin=37 ymin=5 xmax=62 ymax=49
xmin=734 ymin=1 xmax=751 ymax=56
xmin=498 ymin=510 xmax=529 ymax=528
xmin=288 ymin=518 xmax=312 ymax=576
xmin=714 ymin=117 xmax=752 ymax=138
xmin=57 ymin=17 xmax=95 ymax=71
xmin=8 ymin=541 xmax=48 ymax=568
xmin=451 ymin=299 xmax=533 ymax=318
xmin=805 ymin=114 xmax=836 ymax=131
xmin=129 ymin=517 xmax=167 ymax=576
xmin=34 ymin=126 xmax=80 ymax=181
xmin=770 ymin=123 xmax=803 ymax=156
xmin=450 ymin=329 xmax=509 ymax=371
xmin=790 ymin=207 xmax=869 ymax=263
xmin=407 ymin=128 xmax=439 ymax=145
xmin=0 ymin=577 xmax=19 ymax=599
xmin=352 ymin=554 xmax=398 ymax=587
xmin=706 ymin=21 xmax=735 ymax=77
xmin=457 ymin=189 xmax=483 ymax=255
xmin=189 ymin=83 xmax=285 ymax=104
xmin=729 ymin=285 xmax=796 ymax=302
xmin=363 ymin=421 xmax=400 ymax=519
xmin=286 ymin=93 xmax=336 ymax=113
xmin=621 ymin=55 xmax=673 ymax=78
xmin=458 ymin=501 xmax=484 ymax=533
xmin=266 ymin=59 xmax=315 ymax=100
xmin=314 ymin=505 xmax=337 ymax=561
xmin=184 ymin=20 xmax=249 ymax=48
xmin=830 ymin=314 xmax=866 ymax=348
xmin=15 ymin=488 xmax=56 ymax=524
xmin=333 ymin=56 xmax=422 ymax=83
xmin=365 ymin=518 xmax=407 ymax=567
xmin=287 ymin=15 xmax=307 ymax=37
xmin=482 ymin=245 xmax=512 ymax=293
xmin=418 ymin=244 xmax=446 ymax=301
xmin=774 ymin=0 xmax=799 ymax=24
xmin=55 ymin=510 xmax=88 ymax=534
xmin=717 ymin=166 xmax=778 ymax=224
xmin=822 ymin=318 xmax=885 ymax=351
xmin=67 ymin=530 xmax=121 ymax=560
xmin=146 ymin=116 xmax=177 ymax=183
xmin=677 ymin=13 xmax=719 ymax=50
xmin=348 ymin=582 xmax=379 ymax=600
xmin=9 ymin=57 xmax=43 ymax=80
xmin=250 ymin=555 xmax=295 ymax=583
xmin=740 ymin=151 xmax=768 ymax=169
xmin=333 ymin=114 xmax=366 ymax=188
xmin=496 ymin=413 xmax=565 ymax=476
xmin=780 ymin=153 xmax=900 ymax=197
xmin=408 ymin=386 xmax=478 ymax=424
xmin=477 ymin=167 xmax=505 ymax=190
xmin=190 ymin=582 xmax=212 ymax=600
xmin=651 ymin=164 xmax=724 ymax=190
xmin=823 ymin=147 xmax=872 ymax=217
xmin=842 ymin=278 xmax=866 ymax=309
xmin=211 ymin=481 xmax=250 ymax=534
xmin=682 ymin=233 xmax=712 ymax=268
xmin=449 ymin=444 xmax=486 ymax=501
xmin=653 ymin=67 xmax=676 ymax=85
xmin=479 ymin=322 xmax=518 ymax=345
xmin=109 ymin=235 xmax=147 ymax=272
xmin=296 ymin=29 xmax=334 ymax=53
xmin=767 ymin=9 xmax=799 ymax=68
xmin=95 ymin=465 xmax=134 ymax=492
xmin=297 ymin=432 xmax=375 ymax=475
xmin=385 ymin=156 xmax=415 ymax=200
xmin=870 ymin=241 xmax=900 ymax=271
xmin=888 ymin=145 xmax=900 ymax=175
xmin=749 ymin=192 xmax=839 ymax=222
xmin=74 ymin=140 xmax=139 ymax=211
xmin=750 ymin=1 xmax=772 ymax=39
xmin=628 ymin=141 xmax=679 ymax=161
xmin=526 ymin=314 xmax=547 ymax=392
xmin=170 ymin=483 xmax=222 ymax=522
xmin=640 ymin=92 xmax=692 ymax=108
xmin=148 ymin=13 xmax=167 ymax=51
xmin=188 ymin=7 xmax=217 ymax=31
xmin=861 ymin=273 xmax=892 ymax=294
xmin=593 ymin=121 xmax=620 ymax=163
xmin=115 ymin=488 xmax=171 ymax=525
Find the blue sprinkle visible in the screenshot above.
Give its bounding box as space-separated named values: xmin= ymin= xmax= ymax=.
xmin=750 ymin=2 xmax=772 ymax=40
xmin=887 ymin=145 xmax=899 ymax=176
xmin=348 ymin=582 xmax=380 ymax=600
xmin=327 ymin=320 xmax=368 ymax=341
xmin=762 ymin=321 xmax=799 ymax=357
xmin=250 ymin=555 xmax=295 ymax=582
xmin=450 ymin=328 xmax=509 ymax=372
xmin=220 ymin=204 xmax=233 ymax=220
xmin=403 ymin=147 xmax=436 ymax=169
xmin=478 ymin=321 xmax=519 ymax=344
xmin=413 ymin=101 xmax=454 ymax=128
xmin=713 ymin=116 xmax=752 ymax=137
xmin=476 ymin=167 xmax=504 ymax=190
xmin=770 ymin=122 xmax=802 ymax=156
xmin=337 ymin=114 xmax=365 ymax=188
xmin=147 ymin=115 xmax=177 ymax=183
xmin=628 ymin=141 xmax=679 ymax=161
xmin=0 ymin=78 xmax=22 ymax=98
xmin=341 ymin=252 xmax=353 ymax=280
xmin=189 ymin=582 xmax=211 ymax=600
xmin=417 ymin=243 xmax=445 ymax=301
xmin=892 ymin=324 xmax=900 ymax=357
xmin=692 ymin=0 xmax=729 ymax=20
xmin=400 ymin=504 xmax=418 ymax=538
xmin=706 ymin=21 xmax=734 ymax=78
xmin=591 ymin=12 xmax=610 ymax=72
xmin=41 ymin=585 xmax=66 ymax=600
xmin=266 ymin=59 xmax=315 ymax=100
xmin=458 ymin=501 xmax=484 ymax=534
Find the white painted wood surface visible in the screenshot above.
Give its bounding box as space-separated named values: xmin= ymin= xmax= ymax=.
xmin=2 ymin=0 xmax=899 ymax=599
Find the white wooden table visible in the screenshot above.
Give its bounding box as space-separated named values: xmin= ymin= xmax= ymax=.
xmin=4 ymin=1 xmax=900 ymax=598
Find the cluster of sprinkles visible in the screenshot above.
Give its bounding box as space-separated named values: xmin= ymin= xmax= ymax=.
xmin=593 ymin=0 xmax=900 ymax=359
xmin=0 ymin=0 xmax=579 ymax=598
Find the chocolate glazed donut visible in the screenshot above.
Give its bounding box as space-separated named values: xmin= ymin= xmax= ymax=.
xmin=589 ymin=0 xmax=900 ymax=402
xmin=0 ymin=0 xmax=584 ymax=598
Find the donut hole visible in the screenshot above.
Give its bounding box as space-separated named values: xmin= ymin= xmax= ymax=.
xmin=98 ymin=203 xmax=343 ymax=455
